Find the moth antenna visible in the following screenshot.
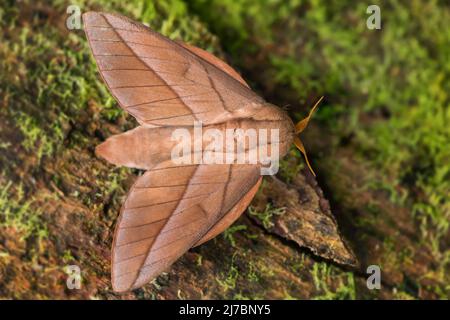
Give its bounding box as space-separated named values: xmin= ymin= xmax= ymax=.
xmin=293 ymin=136 xmax=316 ymax=177
xmin=295 ymin=96 xmax=323 ymax=134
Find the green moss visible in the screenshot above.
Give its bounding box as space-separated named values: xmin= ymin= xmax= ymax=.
xmin=246 ymin=261 xmax=260 ymax=283
xmin=0 ymin=177 xmax=48 ymax=244
xmin=216 ymin=253 xmax=240 ymax=292
xmin=248 ymin=203 xmax=285 ymax=229
xmin=278 ymin=147 xmax=305 ymax=183
xmin=311 ymin=262 xmax=356 ymax=300
xmin=222 ymin=224 xmax=247 ymax=247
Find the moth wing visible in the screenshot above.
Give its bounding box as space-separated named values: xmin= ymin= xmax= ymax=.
xmin=175 ymin=40 xmax=250 ymax=88
xmin=111 ymin=162 xmax=260 ymax=292
xmin=83 ymin=12 xmax=264 ymax=127
xmin=193 ymin=177 xmax=262 ymax=247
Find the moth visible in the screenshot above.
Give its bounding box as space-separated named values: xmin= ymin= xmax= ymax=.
xmin=83 ymin=12 xmax=320 ymax=292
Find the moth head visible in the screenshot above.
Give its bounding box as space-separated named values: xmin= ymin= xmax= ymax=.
xmin=293 ymin=96 xmax=323 ymax=177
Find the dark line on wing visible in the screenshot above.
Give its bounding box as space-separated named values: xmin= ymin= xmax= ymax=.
xmin=86 ymin=25 xmax=113 ymax=29
xmin=115 ymin=253 xmax=146 ymax=264
xmin=133 ymin=181 xmax=224 ymax=189
xmin=124 ymin=192 xmax=212 ymax=210
xmin=152 ymin=215 xmax=205 ymax=238
xmin=119 ymin=216 xmax=169 ymax=230
xmin=147 ymin=164 xmax=198 ymax=172
xmin=115 ymin=255 xmax=176 ymax=279
xmin=141 ymin=109 xmax=215 ymax=122
xmin=140 ymin=57 xmax=189 ymax=64
xmin=122 ymin=146 xmax=198 ymax=286
xmin=111 ymin=83 xmax=212 ymax=90
xmin=100 ymin=68 xmax=149 ymax=71
xmin=88 ymin=26 xmax=152 ymax=34
xmin=136 ymin=72 xmax=212 ymax=88
xmin=121 ymin=201 xmax=199 ymax=229
xmin=121 ymin=188 xmax=223 ymax=229
xmin=124 ymin=91 xmax=213 ymax=108
xmin=116 ymin=234 xmax=157 ymax=249
xmin=88 ymin=25 xmax=144 ymax=33
xmin=94 ymin=54 xmax=187 ymax=64
xmin=140 ymin=113 xmax=195 ymax=121
xmin=147 ymin=229 xmax=200 ymax=253
xmin=218 ymin=165 xmax=232 ymax=216
xmin=102 ymin=14 xmax=200 ymax=123
xmin=91 ymin=39 xmax=170 ymax=50
xmin=94 ymin=53 xmax=135 ymax=57
xmin=202 ymin=61 xmax=229 ymax=112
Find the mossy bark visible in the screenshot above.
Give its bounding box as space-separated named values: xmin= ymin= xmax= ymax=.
xmin=0 ymin=0 xmax=447 ymax=299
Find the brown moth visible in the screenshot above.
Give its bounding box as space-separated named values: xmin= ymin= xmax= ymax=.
xmin=83 ymin=12 xmax=319 ymax=292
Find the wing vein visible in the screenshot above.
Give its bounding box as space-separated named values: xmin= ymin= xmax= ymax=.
xmin=127 ymin=163 xmax=198 ymax=287
xmin=125 ymin=191 xmax=214 ymax=210
xmin=101 ymin=13 xmax=200 ymax=122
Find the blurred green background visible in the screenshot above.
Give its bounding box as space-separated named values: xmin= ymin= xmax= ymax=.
xmin=0 ymin=0 xmax=448 ymax=299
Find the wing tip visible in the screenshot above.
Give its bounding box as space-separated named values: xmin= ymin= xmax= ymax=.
xmin=111 ymin=275 xmax=136 ymax=293
xmin=111 ymin=265 xmax=154 ymax=293
xmin=81 ymin=11 xmax=100 ymax=21
xmin=95 ymin=140 xmax=112 ymax=162
xmin=111 ymin=255 xmax=139 ymax=293
xmin=111 ymin=280 xmax=132 ymax=293
xmin=82 ymin=11 xmax=107 ymax=29
xmin=82 ymin=11 xmax=121 ymax=28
